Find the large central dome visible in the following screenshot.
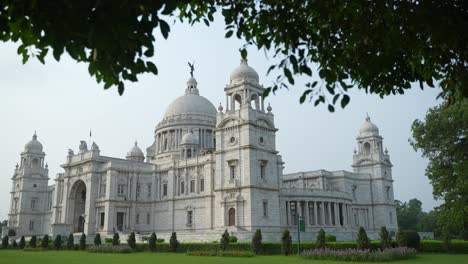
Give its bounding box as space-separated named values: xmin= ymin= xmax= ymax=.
xmin=163 ymin=77 xmax=216 ymax=119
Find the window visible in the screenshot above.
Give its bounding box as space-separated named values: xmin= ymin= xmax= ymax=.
xmin=180 ymin=181 xmax=185 ymax=194
xmin=117 ymin=184 xmax=125 ymax=196
xmin=187 ymin=211 xmax=193 ymax=225
xmin=30 ymin=199 xmax=36 ymax=209
xmin=163 ymin=183 xmax=168 ymax=196
xmin=147 ymin=184 xmax=152 ymax=198
xmin=136 ymin=184 xmax=141 ymax=198
xmin=100 ymin=212 xmax=105 ymax=227
xmin=260 ymin=163 xmax=266 ymax=179
xmin=230 ymin=166 xmax=235 ymax=180
xmin=146 ymin=213 xmax=151 ymax=225
xmin=136 ymin=214 xmax=140 ymax=224
xmin=230 ymin=137 xmax=235 ymax=143
xmin=190 ymin=180 xmax=195 ymax=193
xmin=100 ymin=179 xmax=106 ymax=197
xmin=259 ymin=137 xmax=264 ymax=144
xmin=200 ymin=179 xmax=205 ymax=192
xmin=29 ymin=221 xmax=34 ymax=230
xmin=263 ymin=201 xmax=268 ymax=217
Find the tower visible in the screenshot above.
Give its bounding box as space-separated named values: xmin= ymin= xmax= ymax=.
xmin=6 ymin=132 xmax=52 ymax=237
xmin=352 ymin=115 xmax=397 ymax=230
xmin=214 ymin=59 xmax=283 ymax=239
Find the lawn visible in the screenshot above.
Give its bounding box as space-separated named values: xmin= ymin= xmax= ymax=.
xmin=0 ymin=250 xmax=467 ymax=264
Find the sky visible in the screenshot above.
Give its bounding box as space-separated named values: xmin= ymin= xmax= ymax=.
xmin=0 ymin=15 xmax=441 ymax=219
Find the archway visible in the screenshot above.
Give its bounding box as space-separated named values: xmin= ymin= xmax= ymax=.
xmin=70 ymin=180 xmax=86 ymax=233
xmin=363 ymin=142 xmax=371 ymax=155
xmin=228 ymin=208 xmax=236 ymax=226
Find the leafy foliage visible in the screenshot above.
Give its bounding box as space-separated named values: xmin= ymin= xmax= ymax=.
xmin=66 ymin=233 xmax=74 ymax=250
xmin=19 ymin=236 xmax=25 ymax=249
xmin=356 ymin=227 xmax=370 ymax=250
xmin=281 ymin=229 xmax=292 ymax=255
xmin=316 ymin=228 xmax=326 ymax=249
xmin=2 ymin=236 xmax=8 ymax=248
xmin=379 ymin=226 xmax=391 ymax=249
xmin=54 ymin=235 xmax=62 ymax=250
xmin=410 ymin=99 xmax=468 ymax=239
xmin=148 ymin=232 xmax=157 ymax=251
xmin=29 ymin=235 xmax=37 ymax=248
xmin=112 ymin=233 xmax=120 ymax=245
xmin=396 ymin=230 xmax=421 ymax=250
xmin=325 ymin=234 xmax=336 ymax=242
xmin=87 ymin=244 xmax=132 ymax=254
xmin=169 ymin=232 xmax=179 ymax=252
xmin=79 ymin=234 xmax=86 ymax=250
xmin=93 ymin=233 xmax=101 ymax=246
xmin=252 ymin=229 xmax=262 ymax=254
xmin=41 ymin=235 xmax=49 ymax=249
xmin=12 ymin=240 xmax=17 ymax=249
xmin=127 ymin=232 xmax=136 ymax=250
xmin=1 ymin=1 xmax=466 ymax=108
xmin=220 ymin=229 xmax=230 ymax=251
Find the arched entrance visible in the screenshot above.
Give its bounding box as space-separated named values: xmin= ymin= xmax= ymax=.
xmin=228 ymin=208 xmax=236 ymax=226
xmin=70 ymin=180 xmax=86 ymax=233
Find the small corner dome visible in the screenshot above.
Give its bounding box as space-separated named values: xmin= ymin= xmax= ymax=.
xmin=24 ymin=132 xmax=43 ymax=153
xmin=230 ymin=59 xmax=259 ymax=84
xmin=180 ymin=131 xmax=198 ymax=145
xmin=126 ymin=142 xmax=144 ymax=158
xmin=359 ymin=114 xmax=379 ymax=137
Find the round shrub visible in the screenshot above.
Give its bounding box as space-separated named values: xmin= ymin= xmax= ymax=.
xmin=112 ymin=233 xmax=120 ymax=245
xmin=316 ymin=229 xmax=326 ymax=249
xmin=229 ymin=236 xmax=238 ymax=243
xmin=396 ymin=230 xmax=420 ymax=250
xmin=325 ymin=234 xmax=336 ymax=242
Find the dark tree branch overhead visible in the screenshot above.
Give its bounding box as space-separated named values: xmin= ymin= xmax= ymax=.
xmin=0 ymin=1 xmax=466 ymax=110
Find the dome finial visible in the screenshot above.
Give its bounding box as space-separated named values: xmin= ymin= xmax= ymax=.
xmin=365 ymin=112 xmax=370 ymax=122
xmin=267 ymin=103 xmax=272 ymax=113
xmin=218 ymin=103 xmax=224 ymax=112
xmin=33 ymin=130 xmax=37 ymax=140
xmin=134 ymin=141 xmax=138 ymax=146
xmin=188 ymin=61 xmax=195 ymax=77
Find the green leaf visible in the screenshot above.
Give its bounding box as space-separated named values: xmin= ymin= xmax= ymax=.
xmin=328 ymin=104 xmax=335 ymax=112
xmin=333 ymin=94 xmax=340 ymax=104
xmin=159 ymin=19 xmax=170 ymax=39
xmin=118 ymin=82 xmax=125 ymax=95
xmin=225 ymin=31 xmax=233 ymax=38
xmin=284 ymin=68 xmax=294 ymax=85
xmin=300 ymin=89 xmax=313 ymax=104
xmin=146 ymin=61 xmax=158 ymax=75
xmin=341 ymin=94 xmax=350 ymax=108
xmin=263 ymin=87 xmax=272 ymax=97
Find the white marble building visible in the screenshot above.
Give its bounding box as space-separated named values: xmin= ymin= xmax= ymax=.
xmin=4 ymin=60 xmax=397 ymax=242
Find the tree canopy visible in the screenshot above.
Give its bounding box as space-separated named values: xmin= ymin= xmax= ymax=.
xmin=395 ymin=198 xmax=440 ymax=237
xmin=1 ymin=1 xmax=466 ymax=110
xmin=410 ymin=99 xmax=468 ymax=239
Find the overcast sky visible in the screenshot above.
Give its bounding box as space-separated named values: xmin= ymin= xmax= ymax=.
xmin=0 ymin=16 xmax=441 ymax=219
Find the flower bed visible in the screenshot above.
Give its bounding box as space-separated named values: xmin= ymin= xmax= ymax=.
xmin=302 ymin=247 xmax=417 ymax=262
xmin=187 ymin=250 xmax=255 ymax=257
xmin=87 ymin=245 xmax=132 ymax=254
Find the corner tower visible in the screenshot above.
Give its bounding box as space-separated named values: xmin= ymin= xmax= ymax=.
xmin=352 ymin=115 xmax=397 ymax=231
xmin=6 ymin=132 xmax=52 ymax=237
xmin=214 ymin=59 xmax=283 ymax=239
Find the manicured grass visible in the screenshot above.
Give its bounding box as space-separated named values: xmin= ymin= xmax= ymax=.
xmin=0 ymin=250 xmax=467 ymax=264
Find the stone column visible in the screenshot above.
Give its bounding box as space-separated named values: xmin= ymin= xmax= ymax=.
xmin=334 ymin=202 xmax=340 ymax=226
xmin=313 ymin=201 xmax=318 ymax=226
xmin=321 ymin=202 xmax=325 ymax=226
xmin=286 ymin=201 xmax=290 ymax=226
xmin=326 ymin=202 xmax=331 ymax=226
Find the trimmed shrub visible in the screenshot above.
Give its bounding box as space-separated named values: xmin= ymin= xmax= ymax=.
xmin=19 ymin=236 xmax=25 ymax=249
xmin=396 ymin=230 xmax=420 ymax=250
xmin=12 ymin=240 xmax=18 ymax=249
xmin=112 ymin=233 xmax=120 ymax=245
xmin=41 ymin=235 xmax=49 ymax=249
xmin=67 ymin=233 xmax=74 ymax=250
xmin=252 ymin=229 xmax=262 ymax=254
xmin=87 ymin=244 xmax=132 ymax=254
xmin=104 ymin=238 xmax=113 ymax=244
xmin=127 ymin=232 xmax=136 ymax=250
xmin=148 ymin=232 xmax=157 ymax=251
xmin=79 ymin=234 xmax=86 ymax=250
xmin=2 ymin=236 xmax=9 ymax=248
xmin=54 ymin=235 xmax=62 ymax=250
xmin=94 ymin=233 xmax=101 ymax=246
xmin=156 ymin=238 xmax=165 ymax=243
xmin=169 ymin=232 xmax=179 ymax=252
xmin=316 ymin=229 xmax=326 ymax=249
xmin=325 ymin=234 xmax=336 ymax=242
xmin=356 ymin=227 xmax=370 ymax=250
xmin=229 ymin=236 xmax=238 ymax=243
xmin=220 ymin=229 xmax=230 ymax=251
xmin=30 ymin=235 xmax=37 ymax=248
xmin=281 ymin=229 xmax=292 ymax=255
xmin=379 ymin=226 xmax=391 ymax=249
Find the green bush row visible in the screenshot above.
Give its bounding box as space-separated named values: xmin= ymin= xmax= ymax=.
xmin=187 ymin=250 xmax=255 ymax=257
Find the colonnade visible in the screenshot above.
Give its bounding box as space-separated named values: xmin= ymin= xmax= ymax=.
xmin=285 ymin=200 xmax=353 ymax=228
xmin=155 ymin=128 xmax=214 ymax=153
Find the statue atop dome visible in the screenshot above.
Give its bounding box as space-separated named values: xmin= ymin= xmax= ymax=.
xmin=188 ymin=61 xmax=195 ymax=77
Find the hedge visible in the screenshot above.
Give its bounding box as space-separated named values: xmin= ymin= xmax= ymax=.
xmin=419 ymin=240 xmax=468 ymax=254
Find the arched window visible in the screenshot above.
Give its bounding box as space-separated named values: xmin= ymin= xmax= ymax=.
xmin=228 ymin=208 xmax=236 ymax=226
xmin=250 ymin=94 xmax=259 ymax=110
xmin=32 ymin=158 xmax=39 ymax=168
xmin=363 ymin=142 xmax=371 ymax=155
xmin=187 ymin=149 xmax=192 ymax=158
xmin=233 ymin=94 xmax=242 ymax=110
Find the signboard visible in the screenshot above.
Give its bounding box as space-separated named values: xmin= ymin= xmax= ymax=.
xmin=299 ymin=218 xmax=305 ymax=232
